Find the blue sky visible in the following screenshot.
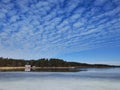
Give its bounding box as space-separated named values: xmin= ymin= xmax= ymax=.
xmin=0 ymin=0 xmax=120 ymax=65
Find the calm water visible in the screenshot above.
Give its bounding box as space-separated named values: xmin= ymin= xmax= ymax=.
xmin=0 ymin=68 xmax=120 ymax=90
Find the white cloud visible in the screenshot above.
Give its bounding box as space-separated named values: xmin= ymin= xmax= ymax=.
xmin=0 ymin=0 xmax=120 ymax=59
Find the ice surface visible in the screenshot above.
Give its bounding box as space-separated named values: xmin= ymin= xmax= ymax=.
xmin=0 ymin=68 xmax=120 ymax=90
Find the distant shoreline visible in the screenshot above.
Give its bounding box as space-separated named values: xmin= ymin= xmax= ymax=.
xmin=0 ymin=66 xmax=119 ymax=72
xmin=0 ymin=67 xmax=75 ymax=71
xmin=0 ymin=57 xmax=119 ymax=71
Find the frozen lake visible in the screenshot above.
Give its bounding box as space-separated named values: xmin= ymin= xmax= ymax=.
xmin=0 ymin=68 xmax=120 ymax=90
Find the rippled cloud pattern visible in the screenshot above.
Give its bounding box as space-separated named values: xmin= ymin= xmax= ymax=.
xmin=0 ymin=0 xmax=120 ymax=59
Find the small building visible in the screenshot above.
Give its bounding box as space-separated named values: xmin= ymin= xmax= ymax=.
xmin=25 ymin=65 xmax=31 ymax=72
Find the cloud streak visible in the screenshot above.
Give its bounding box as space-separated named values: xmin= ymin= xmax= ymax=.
xmin=0 ymin=0 xmax=120 ymax=59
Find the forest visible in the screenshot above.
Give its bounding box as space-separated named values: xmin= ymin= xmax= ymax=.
xmin=0 ymin=57 xmax=118 ymax=68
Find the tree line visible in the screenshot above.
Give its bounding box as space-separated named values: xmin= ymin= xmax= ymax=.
xmin=0 ymin=57 xmax=118 ymax=67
